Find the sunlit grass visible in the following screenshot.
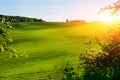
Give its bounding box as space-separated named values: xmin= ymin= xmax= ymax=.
xmin=0 ymin=22 xmax=116 ymax=80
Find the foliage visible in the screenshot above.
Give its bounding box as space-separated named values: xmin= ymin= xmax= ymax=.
xmin=53 ymin=62 xmax=82 ymax=80
xmin=0 ymin=18 xmax=13 ymax=52
xmin=99 ymin=0 xmax=120 ymax=15
xmin=0 ymin=17 xmax=16 ymax=58
xmin=80 ymin=1 xmax=120 ymax=79
xmin=80 ymin=27 xmax=120 ymax=80
xmin=0 ymin=15 xmax=46 ymax=23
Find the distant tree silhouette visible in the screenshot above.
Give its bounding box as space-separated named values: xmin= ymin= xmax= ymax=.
xmin=0 ymin=15 xmax=46 ymax=23
xmin=66 ymin=19 xmax=69 ymax=22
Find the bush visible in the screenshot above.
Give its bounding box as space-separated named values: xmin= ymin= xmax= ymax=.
xmin=80 ymin=26 xmax=120 ymax=80
xmin=51 ymin=62 xmax=83 ymax=80
xmin=0 ymin=17 xmax=16 ymax=59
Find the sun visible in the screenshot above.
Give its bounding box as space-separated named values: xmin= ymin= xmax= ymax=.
xmin=98 ymin=15 xmax=119 ymax=23
xmin=97 ymin=11 xmax=119 ymax=23
xmin=100 ymin=16 xmax=114 ymax=23
xmin=99 ymin=15 xmax=118 ymax=23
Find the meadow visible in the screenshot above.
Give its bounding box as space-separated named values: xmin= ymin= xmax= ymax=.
xmin=0 ymin=22 xmax=113 ymax=80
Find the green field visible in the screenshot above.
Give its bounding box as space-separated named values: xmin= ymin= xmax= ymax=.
xmin=0 ymin=22 xmax=112 ymax=80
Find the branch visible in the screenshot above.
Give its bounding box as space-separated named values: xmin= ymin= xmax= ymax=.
xmin=98 ymin=0 xmax=120 ymax=15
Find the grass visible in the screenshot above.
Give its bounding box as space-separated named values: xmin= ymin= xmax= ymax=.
xmin=0 ymin=22 xmax=112 ymax=80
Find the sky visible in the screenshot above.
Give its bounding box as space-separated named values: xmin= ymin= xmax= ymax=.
xmin=0 ymin=0 xmax=118 ymax=22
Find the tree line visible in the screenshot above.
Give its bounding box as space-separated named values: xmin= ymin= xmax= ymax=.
xmin=0 ymin=14 xmax=46 ymax=22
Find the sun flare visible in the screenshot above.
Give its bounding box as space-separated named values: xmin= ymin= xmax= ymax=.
xmin=100 ymin=16 xmax=114 ymax=23
xmin=100 ymin=15 xmax=118 ymax=23
xmin=97 ymin=11 xmax=119 ymax=23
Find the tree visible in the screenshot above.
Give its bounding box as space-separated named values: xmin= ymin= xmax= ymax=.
xmin=0 ymin=17 xmax=13 ymax=51
xmin=80 ymin=0 xmax=120 ymax=80
xmin=0 ymin=17 xmax=18 ymax=59
xmin=0 ymin=15 xmax=46 ymax=23
xmin=99 ymin=0 xmax=120 ymax=15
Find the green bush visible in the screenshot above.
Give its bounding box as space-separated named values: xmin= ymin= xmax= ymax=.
xmin=0 ymin=17 xmax=28 ymax=60
xmin=80 ymin=27 xmax=120 ymax=80
xmin=52 ymin=62 xmax=83 ymax=80
xmin=0 ymin=17 xmax=16 ymax=59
